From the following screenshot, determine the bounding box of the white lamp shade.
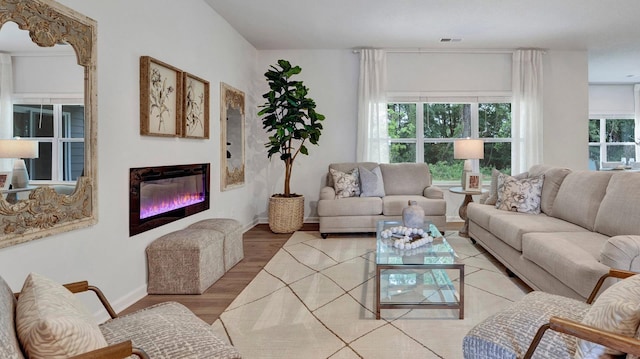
[454,139,484,160]
[0,139,39,159]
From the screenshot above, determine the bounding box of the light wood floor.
[121,222,463,324]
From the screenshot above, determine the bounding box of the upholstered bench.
[188,218,244,271]
[146,228,226,294]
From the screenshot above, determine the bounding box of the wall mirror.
[220,82,245,191]
[0,0,97,249]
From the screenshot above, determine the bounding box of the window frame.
[387,93,512,184]
[12,97,84,184]
[588,114,637,167]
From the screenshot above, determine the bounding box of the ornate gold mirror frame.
[220,82,245,191]
[0,0,97,248]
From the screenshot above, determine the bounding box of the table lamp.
[453,138,484,188]
[0,139,39,189]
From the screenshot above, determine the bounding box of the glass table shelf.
[375,220,464,319]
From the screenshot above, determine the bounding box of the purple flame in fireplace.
[139,175,205,219]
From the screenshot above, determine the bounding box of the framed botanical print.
[182,72,210,139]
[140,56,182,137]
[220,82,245,190]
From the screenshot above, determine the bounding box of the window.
[387,99,512,182]
[13,104,84,182]
[589,117,636,168]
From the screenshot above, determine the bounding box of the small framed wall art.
[0,171,12,191]
[465,172,482,192]
[140,56,183,137]
[182,72,210,139]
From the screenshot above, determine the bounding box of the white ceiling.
[205,0,640,84]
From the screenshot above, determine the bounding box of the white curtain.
[511,49,543,174]
[357,49,389,163]
[0,53,13,171]
[635,84,640,162]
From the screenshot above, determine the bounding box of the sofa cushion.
[0,276,24,359]
[330,167,360,198]
[467,202,519,230]
[382,195,445,216]
[496,173,544,214]
[594,172,640,237]
[551,171,613,231]
[489,213,587,251]
[359,165,385,197]
[521,232,610,298]
[16,273,108,359]
[379,163,431,195]
[100,301,241,358]
[575,274,640,358]
[317,196,382,217]
[528,165,571,216]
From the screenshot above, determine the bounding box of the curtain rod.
[352,48,516,54]
[352,48,546,55]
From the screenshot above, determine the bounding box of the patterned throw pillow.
[575,275,640,358]
[359,166,385,197]
[330,167,360,198]
[495,173,544,214]
[16,273,108,359]
[486,168,528,205]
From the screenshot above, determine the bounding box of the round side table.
[449,186,488,239]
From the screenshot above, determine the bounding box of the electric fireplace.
[129,163,210,236]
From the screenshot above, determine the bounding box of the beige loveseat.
[318,162,446,238]
[0,273,241,358]
[468,164,640,301]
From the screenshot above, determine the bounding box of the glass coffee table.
[375,220,464,319]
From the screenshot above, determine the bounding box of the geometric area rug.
[211,231,531,358]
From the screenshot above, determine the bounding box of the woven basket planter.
[268,195,304,234]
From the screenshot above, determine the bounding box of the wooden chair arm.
[69,340,149,359]
[586,268,637,304]
[524,316,640,358]
[15,280,118,319]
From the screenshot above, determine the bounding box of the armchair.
[18,281,149,359]
[4,274,240,359]
[463,269,640,358]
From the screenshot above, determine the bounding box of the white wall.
[0,0,258,314]
[254,50,359,220]
[542,50,589,170]
[387,52,512,93]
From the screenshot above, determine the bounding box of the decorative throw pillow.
[359,166,385,197]
[330,167,360,198]
[495,173,544,214]
[16,273,108,359]
[575,274,640,358]
[485,168,528,205]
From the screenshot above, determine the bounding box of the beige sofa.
[468,164,640,301]
[318,162,446,237]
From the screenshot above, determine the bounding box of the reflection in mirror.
[220,82,245,191]
[0,0,97,248]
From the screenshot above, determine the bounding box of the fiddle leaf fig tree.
[258,59,325,197]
